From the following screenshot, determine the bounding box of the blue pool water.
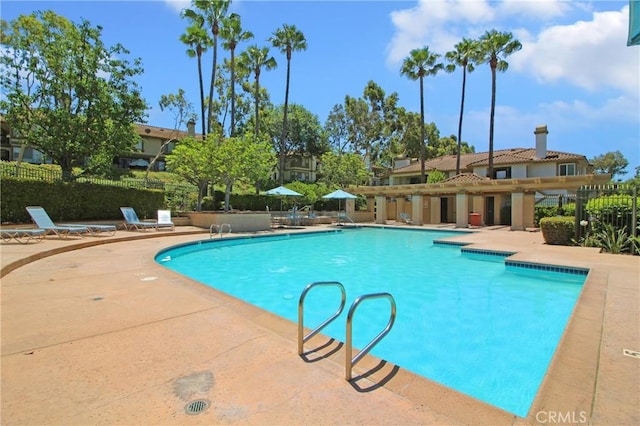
[156,228,586,417]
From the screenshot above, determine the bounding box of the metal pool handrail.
[345,292,396,380]
[298,281,346,355]
[209,223,232,238]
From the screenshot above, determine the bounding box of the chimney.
[187,118,195,137]
[534,125,548,159]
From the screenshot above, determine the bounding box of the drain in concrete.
[185,399,210,415]
[623,349,640,359]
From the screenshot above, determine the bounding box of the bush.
[534,202,575,227]
[585,194,635,234]
[0,177,164,223]
[540,216,575,245]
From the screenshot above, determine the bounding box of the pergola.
[346,174,611,230]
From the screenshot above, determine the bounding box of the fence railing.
[575,184,638,253]
[0,162,197,193]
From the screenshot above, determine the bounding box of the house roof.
[392,148,588,175]
[440,173,490,183]
[135,124,195,140]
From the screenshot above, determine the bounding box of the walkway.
[1,225,638,425]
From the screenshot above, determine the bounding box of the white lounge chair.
[157,210,175,231]
[25,206,90,238]
[399,212,413,224]
[120,207,158,231]
[1,228,46,244]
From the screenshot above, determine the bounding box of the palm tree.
[179,15,209,139]
[238,45,277,137]
[220,13,253,137]
[186,0,231,134]
[477,29,522,179]
[445,38,480,175]
[400,46,443,183]
[269,24,307,185]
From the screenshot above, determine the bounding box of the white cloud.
[386,0,495,64]
[386,0,570,65]
[163,0,190,14]
[497,0,571,21]
[512,6,639,97]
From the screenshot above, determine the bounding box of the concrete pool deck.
[1,224,638,425]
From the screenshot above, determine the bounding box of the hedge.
[540,216,575,245]
[0,177,164,224]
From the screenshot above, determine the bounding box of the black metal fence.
[575,184,638,253]
[1,163,194,189]
[0,163,198,209]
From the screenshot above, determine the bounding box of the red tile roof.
[440,173,490,183]
[392,148,587,174]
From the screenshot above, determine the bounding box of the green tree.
[590,151,629,180]
[270,24,307,185]
[445,38,481,175]
[179,12,209,138]
[477,29,522,179]
[211,132,275,212]
[238,45,277,137]
[220,13,253,137]
[262,104,328,163]
[184,0,231,134]
[400,46,444,183]
[427,169,446,183]
[0,11,147,179]
[428,134,475,159]
[324,81,403,169]
[318,152,370,188]
[400,114,441,160]
[145,89,196,179]
[165,136,215,211]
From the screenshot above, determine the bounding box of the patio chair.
[399,212,413,225]
[1,228,46,244]
[119,207,158,231]
[157,210,175,231]
[25,206,90,239]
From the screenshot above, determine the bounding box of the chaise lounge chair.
[1,228,46,244]
[120,207,159,231]
[25,206,90,239]
[157,210,175,231]
[399,212,413,225]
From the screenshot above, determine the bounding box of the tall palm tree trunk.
[488,62,497,178]
[456,67,467,175]
[208,35,218,134]
[254,73,261,137]
[279,57,291,185]
[197,51,206,139]
[419,75,426,183]
[230,47,236,136]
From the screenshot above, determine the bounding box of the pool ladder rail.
[209,223,232,238]
[297,281,396,381]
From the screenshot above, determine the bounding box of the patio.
[1,224,638,425]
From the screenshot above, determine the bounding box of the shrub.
[540,216,575,245]
[0,176,164,223]
[585,194,635,234]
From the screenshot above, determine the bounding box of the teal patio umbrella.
[322,189,358,224]
[264,185,302,213]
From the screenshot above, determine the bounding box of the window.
[559,163,576,176]
[494,167,511,179]
[287,156,310,168]
[290,171,309,181]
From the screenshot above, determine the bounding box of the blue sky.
[2,0,639,175]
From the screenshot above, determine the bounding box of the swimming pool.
[156,227,587,417]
